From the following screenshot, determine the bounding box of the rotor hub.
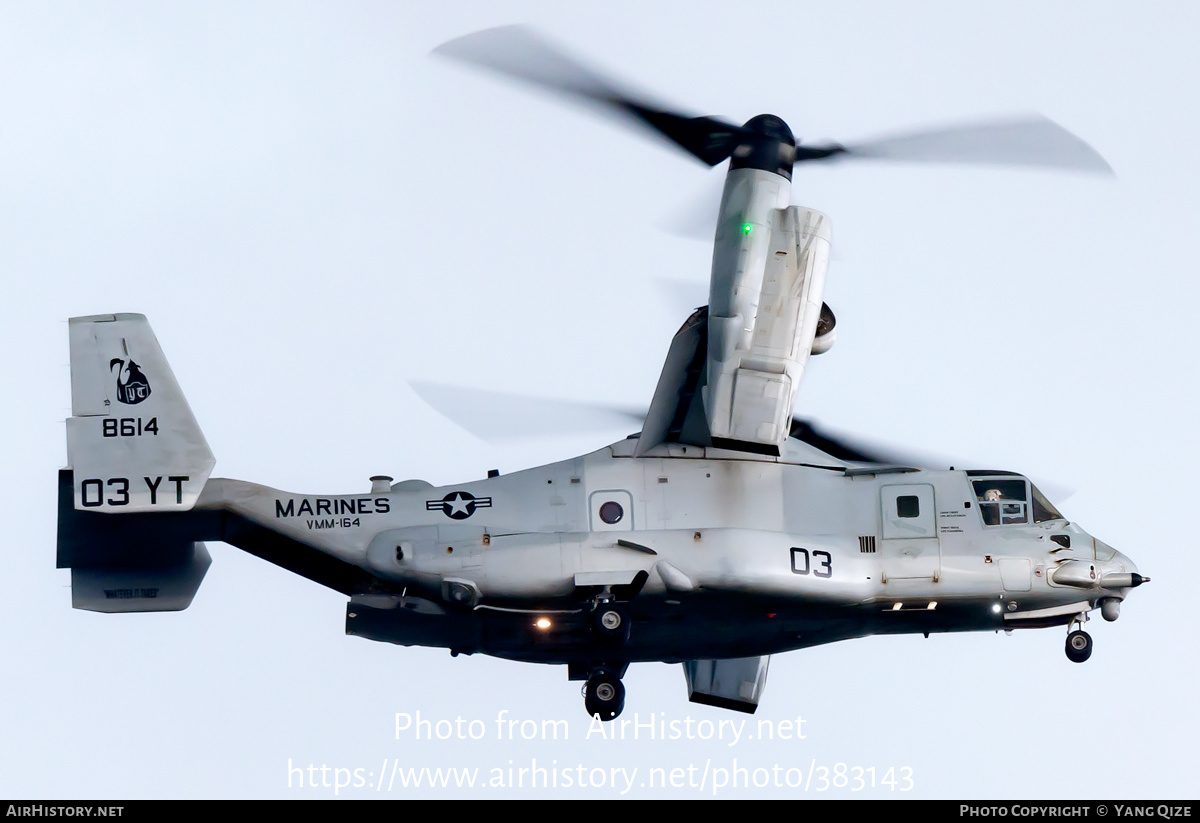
[730,114,797,180]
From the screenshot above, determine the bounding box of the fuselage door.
[879,483,941,582]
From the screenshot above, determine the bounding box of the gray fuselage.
[199,435,1138,665]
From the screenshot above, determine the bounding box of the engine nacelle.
[811,303,836,355]
[705,188,832,455]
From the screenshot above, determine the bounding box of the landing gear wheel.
[592,604,630,646]
[583,673,625,720]
[1065,630,1093,663]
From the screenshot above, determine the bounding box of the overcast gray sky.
[2,1,1197,798]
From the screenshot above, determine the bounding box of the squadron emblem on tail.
[109,358,151,405]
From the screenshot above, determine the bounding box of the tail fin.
[66,313,215,512]
[59,314,216,613]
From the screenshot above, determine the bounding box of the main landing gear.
[1065,613,1092,663]
[591,602,630,646]
[578,595,631,720]
[582,671,625,720]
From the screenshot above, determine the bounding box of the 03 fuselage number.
[79,475,190,507]
[790,547,832,578]
[102,417,158,437]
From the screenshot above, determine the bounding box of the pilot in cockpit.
[981,488,1003,525]
[975,481,1029,526]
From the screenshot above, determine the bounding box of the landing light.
[991,604,1002,614]
[535,618,552,630]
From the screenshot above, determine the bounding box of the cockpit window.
[1031,484,1065,523]
[972,479,1028,526]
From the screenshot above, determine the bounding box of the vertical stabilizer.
[66,314,215,512]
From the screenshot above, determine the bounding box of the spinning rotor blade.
[433,25,748,166]
[412,381,1075,503]
[437,28,1113,177]
[791,418,1074,503]
[807,115,1113,174]
[415,381,943,466]
[411,381,644,442]
[789,418,947,467]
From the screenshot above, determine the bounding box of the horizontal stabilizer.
[71,544,211,613]
[56,467,217,613]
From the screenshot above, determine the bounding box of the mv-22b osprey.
[57,27,1147,720]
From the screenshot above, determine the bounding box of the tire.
[1065,630,1092,663]
[583,673,625,720]
[592,604,630,646]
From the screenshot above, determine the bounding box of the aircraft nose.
[1102,546,1148,587]
[1114,550,1141,577]
[1096,548,1149,622]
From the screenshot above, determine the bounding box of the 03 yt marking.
[79,475,190,508]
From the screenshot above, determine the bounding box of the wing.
[635,307,710,456]
[636,300,836,458]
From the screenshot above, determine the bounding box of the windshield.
[969,474,1065,526]
[1031,484,1065,523]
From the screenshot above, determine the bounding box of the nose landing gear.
[1065,612,1093,663]
[1065,629,1093,662]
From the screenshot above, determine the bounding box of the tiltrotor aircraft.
[56,27,1147,720]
